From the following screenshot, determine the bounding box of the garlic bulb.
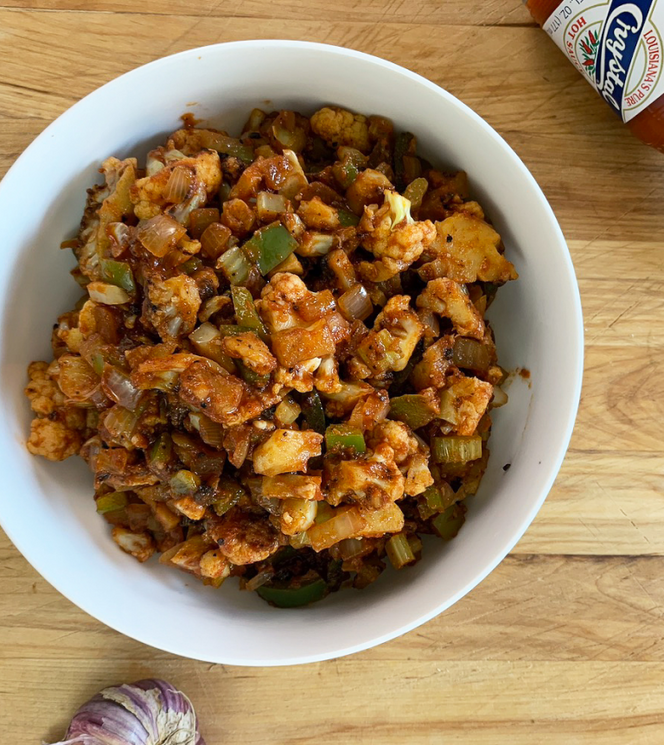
[48,678,205,745]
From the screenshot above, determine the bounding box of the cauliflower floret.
[26,418,82,461]
[358,192,436,282]
[297,197,341,231]
[346,169,393,215]
[348,390,390,431]
[324,442,405,509]
[131,149,221,221]
[179,360,277,426]
[205,507,279,565]
[403,452,434,496]
[25,361,64,416]
[145,275,201,341]
[367,420,419,464]
[257,272,336,334]
[220,332,277,376]
[314,355,343,394]
[253,429,323,477]
[417,278,485,340]
[411,335,455,390]
[221,198,256,237]
[350,296,422,380]
[439,376,493,436]
[322,380,375,418]
[273,358,321,394]
[112,527,155,563]
[76,157,137,279]
[418,213,518,285]
[310,106,371,153]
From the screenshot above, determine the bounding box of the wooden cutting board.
[1,1,663,742]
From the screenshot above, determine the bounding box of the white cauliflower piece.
[26,418,82,461]
[324,442,405,509]
[146,275,201,341]
[367,420,419,464]
[256,272,336,334]
[419,212,518,284]
[439,376,494,436]
[403,452,434,496]
[358,191,436,282]
[417,278,485,340]
[220,332,277,376]
[310,106,371,153]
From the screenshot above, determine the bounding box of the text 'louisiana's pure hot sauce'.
[526,0,664,150]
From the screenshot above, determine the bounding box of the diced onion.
[87,281,130,305]
[216,245,251,285]
[307,508,367,551]
[256,191,289,222]
[275,397,301,426]
[137,214,186,257]
[201,222,232,259]
[491,386,508,408]
[338,284,373,321]
[58,355,100,402]
[101,366,143,411]
[297,233,335,257]
[164,165,193,203]
[245,569,274,592]
[198,414,224,449]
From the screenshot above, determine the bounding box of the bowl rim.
[0,39,584,666]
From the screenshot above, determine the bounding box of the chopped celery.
[99,259,136,294]
[169,469,201,496]
[325,423,366,454]
[300,390,326,434]
[432,504,466,540]
[231,286,268,341]
[394,131,416,189]
[338,209,360,227]
[212,476,246,516]
[389,393,439,429]
[422,483,455,513]
[452,337,490,372]
[432,435,482,464]
[217,245,251,285]
[148,432,172,472]
[96,491,128,514]
[217,324,255,337]
[386,533,416,569]
[256,578,327,608]
[242,223,298,275]
[236,359,270,388]
[403,177,428,210]
[181,256,203,275]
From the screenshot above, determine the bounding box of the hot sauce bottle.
[526,0,664,150]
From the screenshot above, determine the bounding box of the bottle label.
[544,0,664,121]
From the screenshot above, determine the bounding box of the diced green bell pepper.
[242,223,298,275]
[325,423,366,454]
[389,393,439,429]
[338,209,360,227]
[96,491,128,514]
[257,578,328,608]
[300,390,326,435]
[231,286,268,341]
[99,259,136,294]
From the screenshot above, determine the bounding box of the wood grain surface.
[2,1,664,742]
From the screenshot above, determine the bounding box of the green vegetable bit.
[325,423,366,454]
[242,223,298,275]
[432,504,467,541]
[389,393,439,430]
[257,578,328,608]
[337,209,360,227]
[236,360,270,388]
[212,476,246,516]
[217,324,256,337]
[99,259,136,294]
[169,469,201,496]
[432,435,483,464]
[385,533,416,569]
[96,491,128,514]
[300,390,326,434]
[231,286,268,341]
[217,245,251,285]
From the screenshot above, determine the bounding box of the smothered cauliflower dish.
[25,107,517,606]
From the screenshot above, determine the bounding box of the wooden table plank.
[0,0,536,26]
[2,1,664,742]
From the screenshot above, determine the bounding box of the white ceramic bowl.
[0,40,583,665]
